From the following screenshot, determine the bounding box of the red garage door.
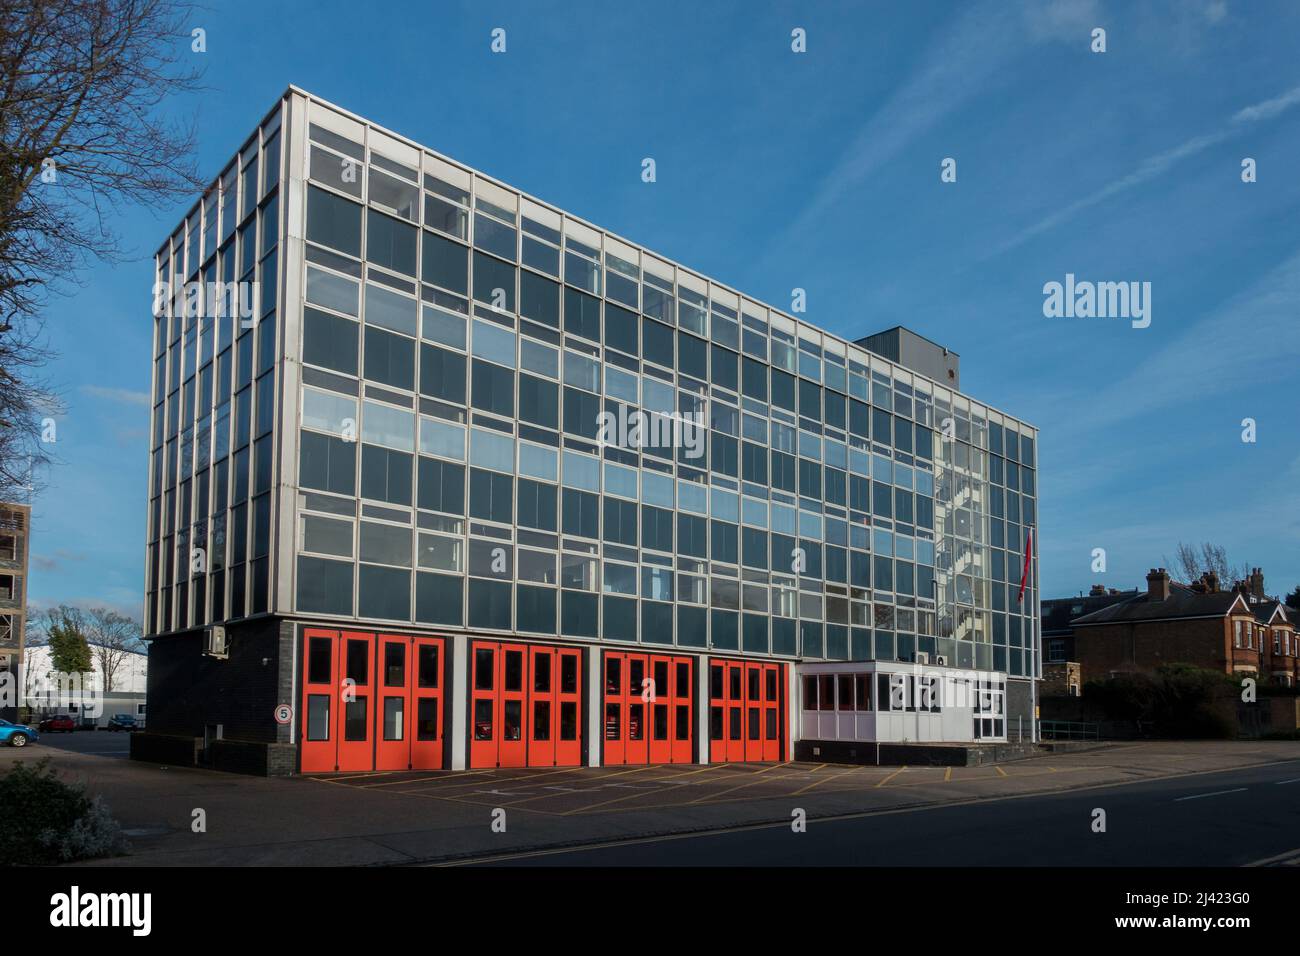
[470,640,583,769]
[300,628,445,773]
[604,652,694,766]
[709,658,784,763]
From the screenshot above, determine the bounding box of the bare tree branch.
[0,0,205,499]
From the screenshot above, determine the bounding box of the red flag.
[1017,529,1033,604]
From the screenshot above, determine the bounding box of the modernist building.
[0,502,30,722]
[138,88,1040,774]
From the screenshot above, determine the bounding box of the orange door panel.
[647,656,673,764]
[375,635,411,771]
[528,647,555,767]
[469,642,498,769]
[603,654,625,766]
[300,629,341,772]
[671,658,694,764]
[555,649,582,766]
[625,655,649,765]
[726,662,745,762]
[762,663,782,761]
[411,637,444,770]
[337,631,375,772]
[497,644,528,768]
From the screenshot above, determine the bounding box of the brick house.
[1069,568,1299,685]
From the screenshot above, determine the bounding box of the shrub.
[1083,664,1238,739]
[0,759,129,865]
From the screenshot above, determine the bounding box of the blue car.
[0,719,38,748]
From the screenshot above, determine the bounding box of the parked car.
[105,714,140,732]
[37,715,77,733]
[0,718,39,748]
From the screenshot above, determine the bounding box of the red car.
[37,715,77,733]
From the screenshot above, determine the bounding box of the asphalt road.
[29,728,136,757]
[468,758,1300,866]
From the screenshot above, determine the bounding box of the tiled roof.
[1072,583,1247,626]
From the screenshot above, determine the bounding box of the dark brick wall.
[211,739,298,775]
[1075,618,1238,680]
[144,616,297,747]
[130,732,203,765]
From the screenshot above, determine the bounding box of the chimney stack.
[1146,568,1171,602]
[1249,567,1265,599]
[1089,584,1106,597]
[1203,570,1219,594]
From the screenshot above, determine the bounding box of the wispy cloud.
[987,84,1300,257]
[772,0,1094,255]
[80,385,150,407]
[1031,245,1300,435]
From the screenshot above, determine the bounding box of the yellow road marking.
[875,766,907,788]
[790,767,857,796]
[995,766,1008,777]
[944,767,952,782]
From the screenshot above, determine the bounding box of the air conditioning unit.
[915,652,930,665]
[203,625,229,659]
[935,655,948,667]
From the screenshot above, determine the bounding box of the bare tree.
[84,606,142,691]
[1166,541,1251,587]
[0,0,205,499]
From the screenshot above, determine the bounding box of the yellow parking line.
[944,767,952,782]
[995,766,1008,777]
[791,767,856,796]
[362,769,493,788]
[875,766,907,788]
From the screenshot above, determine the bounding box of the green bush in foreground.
[0,759,129,865]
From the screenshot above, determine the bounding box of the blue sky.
[27,0,1300,617]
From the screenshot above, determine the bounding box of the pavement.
[3,733,1298,866]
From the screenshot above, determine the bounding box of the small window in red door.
[766,668,778,702]
[417,698,439,741]
[533,700,550,740]
[503,700,523,740]
[383,696,404,740]
[418,644,439,688]
[606,656,621,695]
[561,701,578,741]
[308,638,332,684]
[654,660,669,702]
[561,655,578,695]
[384,642,405,687]
[474,647,494,690]
[474,699,493,739]
[345,699,368,740]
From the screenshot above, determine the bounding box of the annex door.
[604,652,694,766]
[300,628,445,773]
[709,658,784,763]
[471,640,583,769]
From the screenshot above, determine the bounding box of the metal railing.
[1040,719,1101,741]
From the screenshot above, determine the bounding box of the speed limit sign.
[274,704,293,725]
